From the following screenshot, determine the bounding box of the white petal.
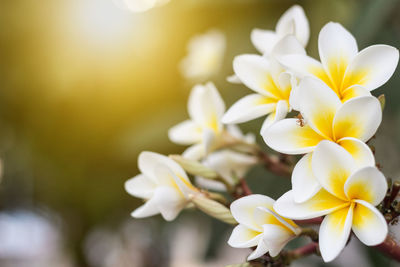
[344,166,387,206]
[248,238,268,261]
[131,197,160,218]
[188,82,225,129]
[278,54,327,81]
[337,137,375,168]
[262,118,324,155]
[276,5,309,47]
[319,205,354,262]
[260,100,289,132]
[344,45,399,91]
[228,224,262,248]
[125,174,156,199]
[226,124,256,144]
[312,141,355,200]
[227,74,242,84]
[168,120,201,145]
[222,94,276,124]
[333,96,382,142]
[262,224,294,257]
[203,128,217,154]
[233,55,284,99]
[292,153,321,203]
[230,194,275,231]
[182,144,205,161]
[154,164,197,198]
[318,22,358,79]
[138,151,189,183]
[153,187,186,221]
[271,35,306,57]
[274,190,348,220]
[204,150,257,183]
[352,200,388,246]
[250,29,278,54]
[195,176,226,192]
[296,77,341,140]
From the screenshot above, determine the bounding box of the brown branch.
[374,236,400,262]
[233,179,253,199]
[287,242,319,261]
[258,151,293,177]
[295,217,324,225]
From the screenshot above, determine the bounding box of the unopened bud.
[190,194,237,225]
[170,155,218,179]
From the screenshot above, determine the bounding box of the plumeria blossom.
[227,5,309,84]
[125,151,199,221]
[114,0,170,13]
[228,195,300,260]
[274,141,388,262]
[223,35,306,131]
[279,22,399,102]
[251,5,309,55]
[169,82,225,156]
[195,149,258,192]
[262,77,379,203]
[180,30,226,81]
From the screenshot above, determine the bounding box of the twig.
[257,151,293,177]
[295,217,324,225]
[374,236,400,262]
[287,242,319,261]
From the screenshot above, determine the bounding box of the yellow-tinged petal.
[312,141,355,200]
[352,200,388,246]
[338,137,375,168]
[296,77,341,140]
[292,153,321,203]
[333,96,382,142]
[319,204,354,262]
[340,85,371,102]
[262,118,325,155]
[228,224,262,248]
[274,189,349,220]
[343,45,399,91]
[344,166,387,205]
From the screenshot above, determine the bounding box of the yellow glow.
[353,203,376,229]
[289,124,326,148]
[328,204,353,234]
[306,189,348,212]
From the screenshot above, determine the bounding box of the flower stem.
[299,228,319,242]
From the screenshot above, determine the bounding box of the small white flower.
[274,141,388,262]
[279,22,399,102]
[262,77,379,202]
[223,36,305,131]
[251,5,309,55]
[125,151,198,221]
[114,0,170,13]
[195,149,258,192]
[169,82,227,156]
[228,195,300,260]
[180,30,226,81]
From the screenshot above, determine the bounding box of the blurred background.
[0,0,400,266]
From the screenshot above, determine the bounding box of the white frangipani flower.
[279,22,399,102]
[125,151,198,221]
[274,141,388,262]
[262,77,379,203]
[114,0,170,13]
[228,195,300,260]
[180,30,226,81]
[169,82,229,157]
[195,149,258,192]
[251,5,309,55]
[222,36,305,131]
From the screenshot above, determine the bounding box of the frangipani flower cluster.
[125,4,400,266]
